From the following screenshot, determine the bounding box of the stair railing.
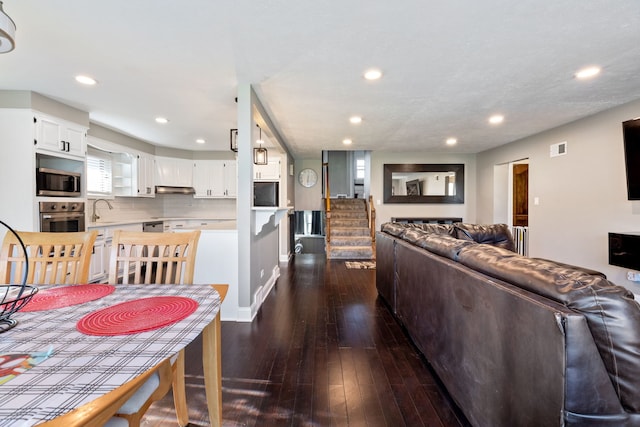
[368,195,376,243]
[323,162,331,244]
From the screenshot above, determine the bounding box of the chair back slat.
[108,230,200,285]
[0,231,98,285]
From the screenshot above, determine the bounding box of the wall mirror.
[383,163,465,203]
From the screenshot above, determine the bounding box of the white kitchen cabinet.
[136,153,155,197]
[89,223,142,283]
[155,156,193,187]
[34,112,87,159]
[89,228,108,282]
[193,160,223,198]
[88,138,155,198]
[224,160,237,197]
[111,152,135,197]
[90,240,106,282]
[193,160,236,198]
[164,220,187,231]
[0,108,87,231]
[254,157,281,181]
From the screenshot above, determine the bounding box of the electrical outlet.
[627,271,640,282]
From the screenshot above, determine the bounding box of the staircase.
[326,198,374,259]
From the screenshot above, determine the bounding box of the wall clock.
[298,168,318,188]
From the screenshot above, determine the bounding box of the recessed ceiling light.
[343,139,353,145]
[364,69,382,80]
[155,117,169,124]
[575,66,601,80]
[75,75,97,85]
[489,114,504,125]
[446,138,457,146]
[196,139,205,144]
[350,116,362,124]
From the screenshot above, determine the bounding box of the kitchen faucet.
[91,198,113,222]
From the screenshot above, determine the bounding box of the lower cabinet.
[90,235,108,282]
[89,223,142,283]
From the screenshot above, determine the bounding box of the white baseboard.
[279,252,292,263]
[234,265,281,323]
[236,307,253,322]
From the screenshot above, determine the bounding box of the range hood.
[154,185,196,195]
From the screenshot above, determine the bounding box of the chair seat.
[116,371,160,415]
[104,417,129,427]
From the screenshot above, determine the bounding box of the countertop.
[177,220,237,231]
[87,217,235,228]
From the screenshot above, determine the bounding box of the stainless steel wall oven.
[39,202,85,232]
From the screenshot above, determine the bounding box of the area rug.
[345,261,376,269]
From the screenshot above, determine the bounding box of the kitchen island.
[175,218,282,322]
[176,221,240,321]
[87,217,235,284]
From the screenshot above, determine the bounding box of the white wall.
[370,151,477,226]
[294,159,324,211]
[476,98,640,292]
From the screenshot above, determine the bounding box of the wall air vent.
[550,141,567,157]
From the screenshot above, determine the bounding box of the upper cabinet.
[155,156,193,187]
[193,160,236,198]
[225,161,237,197]
[254,157,281,181]
[136,153,155,197]
[88,137,155,198]
[34,113,87,159]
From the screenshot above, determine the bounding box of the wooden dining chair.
[108,230,201,427]
[0,230,98,285]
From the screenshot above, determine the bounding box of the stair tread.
[330,245,374,250]
[325,198,374,260]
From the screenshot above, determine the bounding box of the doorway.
[322,150,371,199]
[513,163,528,227]
[493,159,529,255]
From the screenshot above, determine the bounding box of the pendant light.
[0,1,16,54]
[253,125,268,165]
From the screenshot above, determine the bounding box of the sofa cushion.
[453,223,516,252]
[457,244,640,412]
[410,223,454,235]
[381,222,409,238]
[532,257,607,279]
[413,233,475,261]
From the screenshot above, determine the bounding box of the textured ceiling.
[1,1,639,158]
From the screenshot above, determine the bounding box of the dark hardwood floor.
[143,254,469,427]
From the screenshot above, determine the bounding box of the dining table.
[0,283,224,427]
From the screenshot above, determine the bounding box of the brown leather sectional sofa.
[376,222,640,427]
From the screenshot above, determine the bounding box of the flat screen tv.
[623,118,640,200]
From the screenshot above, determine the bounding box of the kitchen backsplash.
[89,195,236,222]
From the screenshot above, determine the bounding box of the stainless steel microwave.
[254,182,279,207]
[36,167,81,197]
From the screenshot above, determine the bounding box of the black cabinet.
[609,232,640,270]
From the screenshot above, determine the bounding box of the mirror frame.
[383,163,465,204]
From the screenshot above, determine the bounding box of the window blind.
[87,148,112,195]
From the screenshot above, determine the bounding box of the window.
[356,159,365,179]
[87,147,112,195]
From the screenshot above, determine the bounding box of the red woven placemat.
[21,284,115,312]
[76,296,199,336]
